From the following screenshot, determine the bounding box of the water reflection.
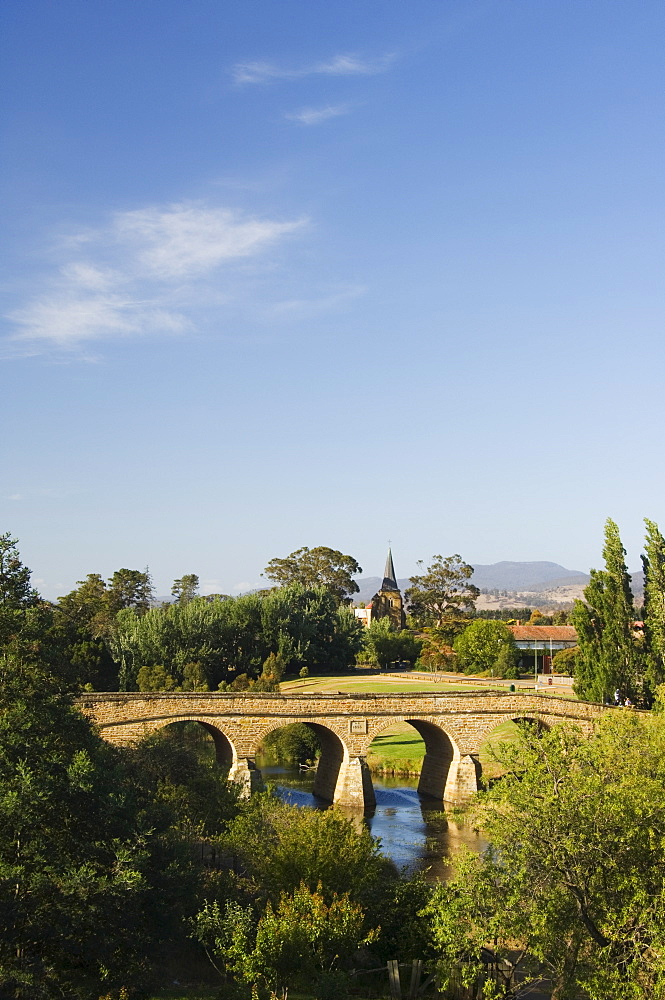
[256,758,486,879]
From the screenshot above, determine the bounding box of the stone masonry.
[78,691,612,810]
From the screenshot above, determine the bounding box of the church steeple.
[381,547,399,591]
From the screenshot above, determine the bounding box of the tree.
[642,518,665,695]
[405,554,479,627]
[57,573,109,632]
[193,883,377,999]
[262,723,320,765]
[111,585,363,690]
[552,645,579,675]
[107,567,154,615]
[55,574,119,687]
[0,533,39,610]
[171,574,199,604]
[425,713,665,999]
[251,882,376,997]
[0,651,198,997]
[263,546,362,605]
[224,795,394,906]
[572,519,643,704]
[361,618,423,669]
[453,619,518,676]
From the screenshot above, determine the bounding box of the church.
[353,548,406,630]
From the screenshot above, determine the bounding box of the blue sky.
[2,0,664,598]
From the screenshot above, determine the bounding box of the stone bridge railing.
[78,690,611,811]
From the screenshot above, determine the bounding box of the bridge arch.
[135,715,238,769]
[255,720,349,804]
[366,717,473,803]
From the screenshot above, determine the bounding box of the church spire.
[381,547,399,591]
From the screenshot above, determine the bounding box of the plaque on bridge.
[350,719,368,734]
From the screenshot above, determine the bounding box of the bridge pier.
[333,755,376,811]
[229,757,265,798]
[443,753,481,804]
[417,743,454,800]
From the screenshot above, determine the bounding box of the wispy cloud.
[0,486,81,501]
[284,104,351,126]
[232,52,395,86]
[268,284,367,318]
[6,202,305,355]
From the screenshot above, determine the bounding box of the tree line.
[0,536,369,692]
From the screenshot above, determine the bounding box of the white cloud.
[232,52,395,85]
[114,203,302,279]
[284,104,351,126]
[6,202,305,354]
[10,291,187,347]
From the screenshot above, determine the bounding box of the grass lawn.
[367,722,426,773]
[280,674,491,695]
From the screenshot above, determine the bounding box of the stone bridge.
[79,691,610,811]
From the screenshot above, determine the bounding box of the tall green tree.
[0,534,39,610]
[572,519,643,704]
[57,573,110,636]
[112,585,363,690]
[642,518,665,695]
[107,567,154,615]
[406,554,479,627]
[171,574,200,604]
[263,546,362,604]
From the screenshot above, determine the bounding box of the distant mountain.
[353,562,589,604]
[353,560,644,608]
[470,562,589,592]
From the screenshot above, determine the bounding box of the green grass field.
[366,722,426,773]
[280,673,493,695]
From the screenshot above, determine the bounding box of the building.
[354,548,406,630]
[509,624,578,674]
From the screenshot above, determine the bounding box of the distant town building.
[509,624,578,674]
[354,548,406,630]
[509,625,578,649]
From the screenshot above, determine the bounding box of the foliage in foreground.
[426,711,665,999]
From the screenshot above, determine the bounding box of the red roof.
[510,625,577,641]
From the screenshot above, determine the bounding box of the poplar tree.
[642,518,665,695]
[572,519,642,704]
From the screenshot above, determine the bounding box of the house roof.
[510,625,577,641]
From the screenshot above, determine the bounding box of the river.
[256,757,486,879]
